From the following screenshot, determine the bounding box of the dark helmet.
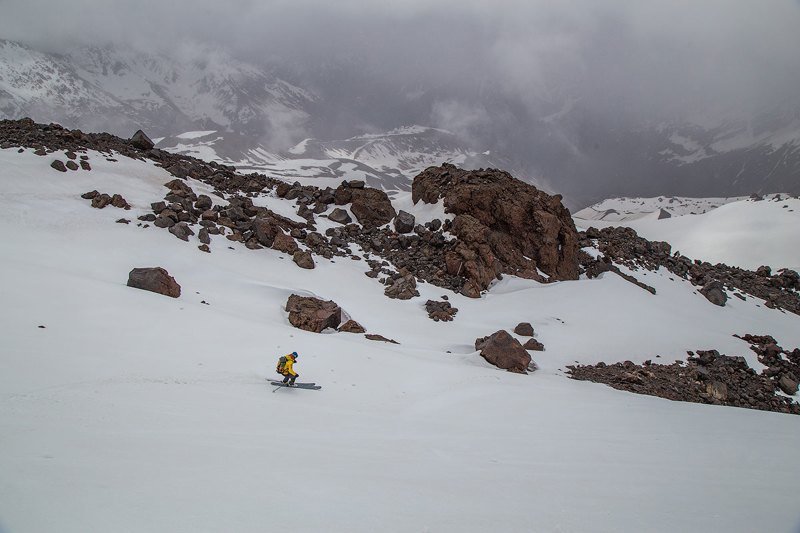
[291,351,298,358]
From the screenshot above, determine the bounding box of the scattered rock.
[65,160,79,171]
[522,338,545,351]
[328,208,352,225]
[425,299,458,322]
[127,267,181,298]
[514,322,534,336]
[168,222,195,241]
[81,190,99,200]
[339,319,366,333]
[50,159,67,172]
[384,273,420,300]
[365,334,399,344]
[91,193,112,209]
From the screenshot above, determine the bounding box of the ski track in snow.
[1,148,800,533]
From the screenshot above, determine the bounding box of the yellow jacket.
[283,355,298,376]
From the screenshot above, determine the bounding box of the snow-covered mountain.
[1,123,800,532]
[0,39,316,140]
[2,38,800,204]
[155,125,507,192]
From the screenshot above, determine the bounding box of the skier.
[277,351,300,386]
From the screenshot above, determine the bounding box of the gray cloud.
[4,0,799,123]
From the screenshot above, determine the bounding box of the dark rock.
[50,159,67,172]
[195,194,213,210]
[778,374,799,395]
[522,338,545,351]
[425,299,458,321]
[168,222,195,241]
[339,185,396,228]
[339,319,366,333]
[130,130,155,150]
[285,294,341,333]
[475,330,532,373]
[328,208,352,225]
[384,273,419,300]
[198,228,211,245]
[111,194,130,209]
[365,334,399,344]
[198,244,210,253]
[91,194,112,209]
[514,322,534,336]
[272,232,300,254]
[154,215,176,228]
[81,190,99,200]
[252,216,280,247]
[394,210,416,234]
[80,160,91,171]
[293,250,315,269]
[65,160,79,171]
[127,267,181,298]
[700,280,727,307]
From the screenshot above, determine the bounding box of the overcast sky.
[3,0,800,123]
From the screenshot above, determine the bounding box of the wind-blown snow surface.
[1,149,800,532]
[577,196,800,271]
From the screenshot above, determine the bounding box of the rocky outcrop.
[580,226,800,315]
[285,295,341,333]
[569,337,800,415]
[412,164,579,296]
[475,330,532,373]
[127,267,181,298]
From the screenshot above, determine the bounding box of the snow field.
[1,149,800,532]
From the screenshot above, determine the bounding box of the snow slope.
[1,149,800,532]
[578,196,800,271]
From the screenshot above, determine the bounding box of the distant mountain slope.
[576,195,800,271]
[155,126,508,192]
[0,39,316,139]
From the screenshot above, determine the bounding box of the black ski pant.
[282,374,298,384]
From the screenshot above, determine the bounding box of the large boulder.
[413,164,579,294]
[328,208,352,225]
[285,295,341,333]
[127,267,181,298]
[335,183,396,228]
[475,330,532,373]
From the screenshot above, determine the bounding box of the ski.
[269,381,321,390]
[266,378,315,386]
